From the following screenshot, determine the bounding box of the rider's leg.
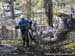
[25,31,30,47]
[26,38,30,47]
[23,39,25,45]
[21,33,25,45]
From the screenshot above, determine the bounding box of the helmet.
[20,15,25,19]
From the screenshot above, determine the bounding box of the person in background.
[32,21,37,30]
[67,15,73,31]
[29,21,38,45]
[63,4,68,12]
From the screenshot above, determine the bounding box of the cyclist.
[17,15,31,47]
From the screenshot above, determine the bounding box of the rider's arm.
[16,21,22,29]
[17,21,22,26]
[15,21,21,29]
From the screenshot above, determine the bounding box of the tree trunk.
[10,0,15,19]
[44,0,53,26]
[26,0,31,19]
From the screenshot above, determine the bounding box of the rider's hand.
[15,26,19,29]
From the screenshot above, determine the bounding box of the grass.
[1,39,23,45]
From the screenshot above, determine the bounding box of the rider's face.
[21,18,25,21]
